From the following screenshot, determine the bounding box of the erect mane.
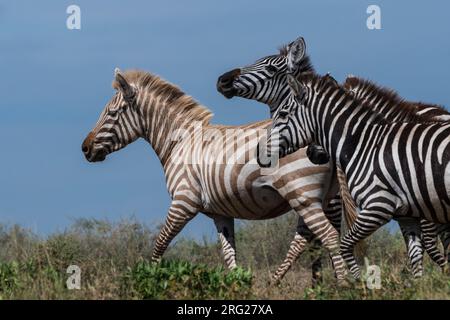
[343,76,449,121]
[299,73,388,124]
[344,76,403,105]
[113,70,213,125]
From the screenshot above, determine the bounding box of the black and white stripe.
[267,39,450,278]
[82,68,349,284]
[218,37,447,278]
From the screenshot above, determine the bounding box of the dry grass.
[0,215,449,299]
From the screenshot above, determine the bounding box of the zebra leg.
[340,209,392,279]
[440,227,450,264]
[272,229,308,284]
[151,201,198,263]
[272,215,314,284]
[273,199,342,285]
[289,200,347,282]
[397,218,424,278]
[213,216,237,269]
[420,219,447,270]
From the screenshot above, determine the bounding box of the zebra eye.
[108,109,119,117]
[279,110,289,118]
[266,65,278,74]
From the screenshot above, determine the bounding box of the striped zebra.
[217,37,447,277]
[81,68,348,283]
[217,40,342,282]
[343,76,450,267]
[264,39,450,279]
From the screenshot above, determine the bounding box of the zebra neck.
[269,90,291,117]
[310,86,383,170]
[140,97,210,169]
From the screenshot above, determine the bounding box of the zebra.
[81,68,348,283]
[216,36,447,277]
[263,38,450,279]
[343,76,450,266]
[217,38,342,282]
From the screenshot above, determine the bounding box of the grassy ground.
[0,214,449,299]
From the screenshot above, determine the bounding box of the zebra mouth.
[87,150,107,162]
[217,69,240,99]
[217,85,238,99]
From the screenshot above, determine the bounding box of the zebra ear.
[287,74,306,103]
[287,37,306,74]
[114,68,135,102]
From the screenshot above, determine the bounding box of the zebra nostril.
[217,69,240,89]
[81,140,91,154]
[218,76,231,87]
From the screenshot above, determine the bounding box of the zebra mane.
[343,76,448,122]
[299,73,389,124]
[113,70,213,125]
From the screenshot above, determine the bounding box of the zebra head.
[257,40,318,167]
[217,37,314,113]
[82,68,143,162]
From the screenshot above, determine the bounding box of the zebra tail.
[337,167,367,259]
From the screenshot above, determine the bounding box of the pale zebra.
[81,68,348,282]
[264,39,450,279]
[217,37,446,277]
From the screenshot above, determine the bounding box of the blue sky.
[1,1,449,239]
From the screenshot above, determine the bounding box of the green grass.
[0,216,448,299]
[126,260,252,299]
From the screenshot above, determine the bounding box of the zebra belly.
[350,123,450,223]
[200,163,290,220]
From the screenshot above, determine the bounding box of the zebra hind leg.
[340,209,392,279]
[213,216,237,269]
[291,202,347,283]
[438,225,450,267]
[420,219,447,272]
[272,231,308,284]
[273,215,322,286]
[398,218,424,278]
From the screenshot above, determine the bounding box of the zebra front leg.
[420,219,447,271]
[151,201,198,263]
[340,209,391,279]
[213,216,237,269]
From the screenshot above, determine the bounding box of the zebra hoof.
[443,264,450,275]
[151,257,162,265]
[270,275,282,286]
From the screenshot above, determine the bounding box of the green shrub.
[125,260,252,300]
[0,262,20,297]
